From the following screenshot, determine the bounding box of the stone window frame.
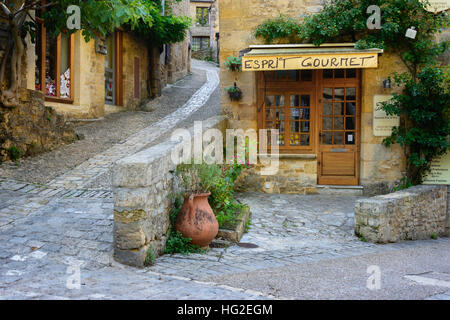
[196,7,210,26]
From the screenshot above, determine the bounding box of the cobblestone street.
[0,61,449,300]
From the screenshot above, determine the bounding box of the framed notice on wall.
[422,0,450,13]
[423,152,450,185]
[373,95,400,137]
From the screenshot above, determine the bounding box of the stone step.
[316,185,364,196]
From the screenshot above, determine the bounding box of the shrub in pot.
[224,56,242,72]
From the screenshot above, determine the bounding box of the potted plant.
[225,83,243,101]
[174,164,220,249]
[224,56,242,72]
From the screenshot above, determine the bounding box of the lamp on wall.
[383,78,391,89]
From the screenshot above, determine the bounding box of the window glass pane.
[345,117,355,130]
[323,88,333,101]
[346,88,356,101]
[334,117,344,130]
[301,95,310,106]
[301,122,310,133]
[334,102,344,115]
[275,95,284,106]
[346,102,356,115]
[323,69,333,79]
[45,33,57,97]
[322,117,332,130]
[334,88,345,101]
[322,132,332,144]
[301,135,310,146]
[201,37,210,49]
[291,108,299,120]
[346,69,356,78]
[60,33,70,98]
[301,70,312,81]
[192,37,201,51]
[335,69,345,78]
[334,132,344,145]
[323,102,332,115]
[291,122,300,133]
[290,95,299,107]
[300,108,310,120]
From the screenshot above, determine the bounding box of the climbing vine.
[254,0,450,185]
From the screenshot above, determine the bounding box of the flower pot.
[175,193,219,248]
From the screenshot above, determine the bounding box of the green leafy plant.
[359,234,367,242]
[176,163,221,197]
[254,14,301,44]
[224,56,242,72]
[431,233,438,240]
[7,146,23,161]
[382,67,450,185]
[225,84,243,101]
[392,177,414,192]
[144,247,156,266]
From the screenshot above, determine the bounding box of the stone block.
[355,185,448,243]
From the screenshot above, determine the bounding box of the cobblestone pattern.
[47,64,220,191]
[355,185,448,243]
[148,192,450,282]
[112,116,227,267]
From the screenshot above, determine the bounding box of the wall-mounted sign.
[95,37,108,55]
[373,95,400,137]
[422,0,450,13]
[242,52,379,71]
[423,152,450,185]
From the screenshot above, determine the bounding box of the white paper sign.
[373,95,400,137]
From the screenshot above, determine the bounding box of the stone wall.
[354,185,448,243]
[0,89,78,162]
[235,155,318,194]
[112,116,227,267]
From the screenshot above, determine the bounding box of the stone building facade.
[189,0,220,62]
[13,0,191,120]
[218,0,448,195]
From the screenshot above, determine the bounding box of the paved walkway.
[0,60,449,300]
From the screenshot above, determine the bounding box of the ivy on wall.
[254,0,450,186]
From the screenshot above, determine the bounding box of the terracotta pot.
[175,193,219,248]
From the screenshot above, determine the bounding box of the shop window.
[35,14,73,102]
[192,36,210,51]
[196,7,209,26]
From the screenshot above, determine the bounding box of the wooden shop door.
[317,69,361,186]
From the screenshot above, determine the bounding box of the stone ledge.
[355,185,448,243]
